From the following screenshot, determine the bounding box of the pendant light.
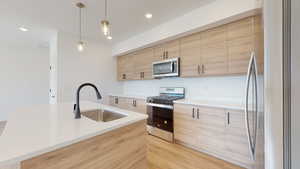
[101,0,110,36]
[76,2,85,52]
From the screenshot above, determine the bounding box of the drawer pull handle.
[227,112,230,125]
[192,108,195,118]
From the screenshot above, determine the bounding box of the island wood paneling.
[21,121,147,169]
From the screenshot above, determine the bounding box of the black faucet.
[74,83,102,119]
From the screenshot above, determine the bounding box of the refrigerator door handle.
[245,52,258,160]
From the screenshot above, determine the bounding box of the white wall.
[112,0,262,56]
[264,0,284,168]
[122,76,264,104]
[56,32,122,104]
[0,44,49,121]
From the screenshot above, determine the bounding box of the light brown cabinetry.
[109,96,147,114]
[227,15,264,74]
[126,98,147,114]
[154,40,180,61]
[134,48,155,80]
[117,15,263,81]
[165,40,180,59]
[173,104,199,146]
[174,103,255,169]
[117,53,136,81]
[224,109,253,167]
[200,25,228,76]
[180,33,202,77]
[174,104,226,155]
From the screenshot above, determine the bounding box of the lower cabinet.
[109,96,128,109]
[108,96,147,114]
[174,103,254,169]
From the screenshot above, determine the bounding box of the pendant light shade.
[77,41,84,52]
[101,20,110,36]
[101,0,111,38]
[76,2,85,52]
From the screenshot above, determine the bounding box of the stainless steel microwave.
[152,58,179,78]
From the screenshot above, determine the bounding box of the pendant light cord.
[79,6,82,41]
[105,0,108,19]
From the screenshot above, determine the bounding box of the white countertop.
[174,99,248,110]
[0,101,147,166]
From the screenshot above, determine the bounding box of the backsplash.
[122,75,264,104]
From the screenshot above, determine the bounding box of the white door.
[49,37,58,104]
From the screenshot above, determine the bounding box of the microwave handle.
[170,62,174,72]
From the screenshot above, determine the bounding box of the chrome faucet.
[74,83,102,119]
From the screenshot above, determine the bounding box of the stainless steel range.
[146,87,185,142]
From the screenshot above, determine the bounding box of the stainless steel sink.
[82,109,126,122]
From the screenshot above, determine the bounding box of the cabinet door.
[200,25,228,76]
[134,48,154,80]
[174,104,199,146]
[128,99,147,114]
[227,16,263,74]
[180,33,201,77]
[118,97,131,109]
[117,56,126,81]
[153,45,165,61]
[225,109,253,167]
[135,99,147,114]
[117,54,136,80]
[253,15,264,74]
[165,40,180,59]
[109,96,119,107]
[109,96,128,109]
[195,107,226,155]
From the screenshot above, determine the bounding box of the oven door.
[147,103,173,132]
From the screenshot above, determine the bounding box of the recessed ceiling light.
[19,27,29,32]
[107,36,112,40]
[145,13,153,19]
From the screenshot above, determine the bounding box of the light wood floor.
[147,135,245,169]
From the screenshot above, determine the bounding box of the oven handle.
[146,103,174,110]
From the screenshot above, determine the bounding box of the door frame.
[283,0,291,168]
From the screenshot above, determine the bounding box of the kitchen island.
[0,101,148,169]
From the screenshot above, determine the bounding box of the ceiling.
[0,0,216,46]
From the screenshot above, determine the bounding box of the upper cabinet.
[227,16,264,74]
[154,40,180,61]
[165,40,180,59]
[117,54,135,81]
[134,48,155,80]
[200,25,228,76]
[180,33,201,77]
[117,15,264,81]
